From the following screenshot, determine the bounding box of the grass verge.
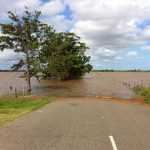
[133,85,150,103]
[0,96,54,127]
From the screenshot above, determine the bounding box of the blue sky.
[1,0,150,70]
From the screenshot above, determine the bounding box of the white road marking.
[109,136,118,150]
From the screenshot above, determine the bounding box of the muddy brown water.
[0,72,150,99]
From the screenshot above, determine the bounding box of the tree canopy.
[40,31,92,80]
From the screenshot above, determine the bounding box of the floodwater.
[0,72,150,99]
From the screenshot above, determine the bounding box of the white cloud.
[141,26,150,40]
[0,49,23,69]
[142,45,150,51]
[96,48,117,57]
[42,15,73,32]
[103,59,111,63]
[0,49,23,61]
[115,56,123,60]
[0,50,15,60]
[127,51,138,57]
[0,0,70,31]
[65,0,150,65]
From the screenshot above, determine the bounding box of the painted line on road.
[109,136,118,150]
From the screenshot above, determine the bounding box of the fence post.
[15,88,18,98]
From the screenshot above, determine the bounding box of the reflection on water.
[1,72,150,99]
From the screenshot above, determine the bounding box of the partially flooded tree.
[0,8,44,93]
[40,32,93,80]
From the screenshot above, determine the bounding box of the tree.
[0,8,44,93]
[40,32,93,80]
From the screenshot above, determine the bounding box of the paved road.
[0,97,150,150]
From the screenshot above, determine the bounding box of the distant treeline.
[1,69,150,72]
[92,69,150,72]
[0,70,24,72]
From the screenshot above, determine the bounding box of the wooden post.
[15,88,18,98]
[9,86,13,96]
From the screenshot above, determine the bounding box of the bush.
[132,85,150,103]
[132,85,144,95]
[40,32,93,80]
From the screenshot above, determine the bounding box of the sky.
[0,0,150,70]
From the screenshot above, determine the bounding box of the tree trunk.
[27,73,31,93]
[26,51,32,94]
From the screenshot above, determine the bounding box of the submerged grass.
[0,96,54,126]
[133,85,150,103]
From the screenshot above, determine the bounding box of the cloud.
[95,48,117,58]
[0,0,71,31]
[115,56,123,60]
[42,14,73,31]
[127,51,138,57]
[0,49,23,69]
[0,49,23,61]
[142,45,150,51]
[65,0,150,67]
[141,26,150,40]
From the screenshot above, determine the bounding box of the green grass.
[0,96,54,126]
[133,86,150,103]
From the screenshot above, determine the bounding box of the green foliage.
[133,86,150,103]
[132,85,144,95]
[40,32,92,80]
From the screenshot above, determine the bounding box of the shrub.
[132,85,150,103]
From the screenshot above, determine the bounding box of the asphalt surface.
[0,97,150,150]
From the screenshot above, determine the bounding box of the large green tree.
[40,31,93,80]
[0,8,45,93]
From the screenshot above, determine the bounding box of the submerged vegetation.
[40,30,92,80]
[133,86,150,103]
[0,8,92,93]
[0,96,54,126]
